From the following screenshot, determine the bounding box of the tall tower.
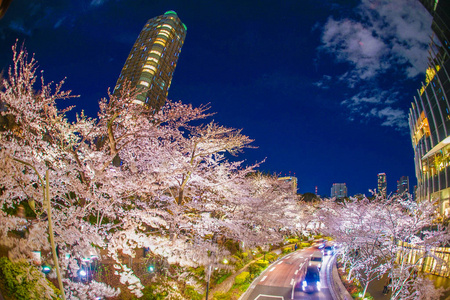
[114,11,187,111]
[377,173,387,197]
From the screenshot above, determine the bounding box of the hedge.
[235,272,250,285]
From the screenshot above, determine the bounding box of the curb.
[328,254,353,300]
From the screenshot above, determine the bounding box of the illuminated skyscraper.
[331,183,347,199]
[114,11,186,111]
[377,173,387,197]
[396,176,410,195]
[409,0,450,213]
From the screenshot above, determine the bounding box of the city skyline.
[0,0,432,195]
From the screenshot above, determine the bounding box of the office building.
[409,0,450,214]
[331,183,347,199]
[396,176,410,195]
[407,0,450,277]
[114,11,186,111]
[377,173,387,197]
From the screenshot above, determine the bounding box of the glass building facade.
[114,11,186,111]
[409,0,450,215]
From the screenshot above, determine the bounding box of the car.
[299,265,321,293]
[309,251,323,269]
[323,245,335,255]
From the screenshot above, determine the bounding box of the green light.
[164,10,177,16]
[148,265,155,272]
[42,264,51,274]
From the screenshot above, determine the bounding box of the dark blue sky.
[0,0,432,196]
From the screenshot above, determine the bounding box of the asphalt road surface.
[240,248,334,300]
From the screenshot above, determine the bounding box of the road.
[240,247,335,300]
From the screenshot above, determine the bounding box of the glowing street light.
[42,264,51,274]
[148,265,155,272]
[78,269,87,277]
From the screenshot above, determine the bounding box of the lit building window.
[139,81,149,87]
[150,49,162,56]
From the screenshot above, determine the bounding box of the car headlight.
[317,281,321,290]
[302,280,307,288]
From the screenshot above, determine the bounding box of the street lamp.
[78,269,87,277]
[205,264,212,300]
[42,264,51,274]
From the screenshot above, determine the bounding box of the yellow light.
[150,49,161,56]
[146,57,158,63]
[139,81,149,87]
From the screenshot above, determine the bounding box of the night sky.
[0,0,433,196]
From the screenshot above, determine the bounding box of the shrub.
[184,285,202,300]
[282,247,292,254]
[255,260,269,268]
[287,238,299,244]
[141,285,168,300]
[234,272,250,285]
[214,270,232,284]
[248,262,264,276]
[265,252,278,262]
[300,242,311,248]
[213,291,231,300]
[237,282,250,292]
[0,257,59,299]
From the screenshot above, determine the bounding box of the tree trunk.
[178,189,184,205]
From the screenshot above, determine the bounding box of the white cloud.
[313,75,332,89]
[321,18,388,80]
[317,0,432,129]
[370,107,408,128]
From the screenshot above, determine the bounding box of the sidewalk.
[366,273,450,300]
[366,276,391,300]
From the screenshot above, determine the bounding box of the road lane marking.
[294,270,298,275]
[269,267,276,272]
[277,261,283,265]
[255,295,284,299]
[260,275,268,282]
[290,278,294,285]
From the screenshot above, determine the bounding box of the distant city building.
[278,176,298,195]
[377,173,387,197]
[397,176,410,194]
[114,11,187,111]
[409,0,450,215]
[331,183,347,199]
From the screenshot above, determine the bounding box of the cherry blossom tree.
[319,193,450,299]
[0,44,301,298]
